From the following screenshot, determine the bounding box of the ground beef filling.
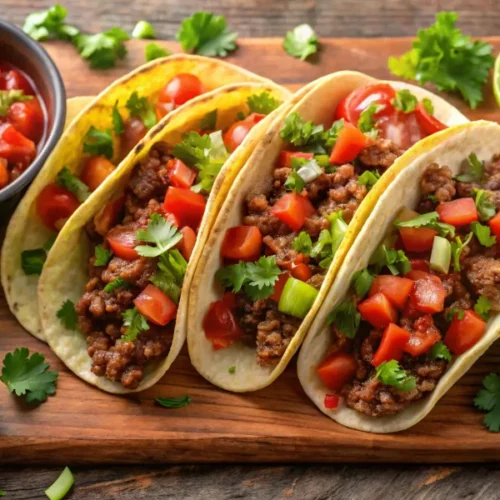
[238,138,401,366]
[76,144,180,389]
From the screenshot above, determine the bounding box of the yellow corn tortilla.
[298,120,500,433]
[2,55,277,341]
[38,82,293,394]
[187,70,469,393]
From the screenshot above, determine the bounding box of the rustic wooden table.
[2,1,500,498]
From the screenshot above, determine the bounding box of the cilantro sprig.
[358,103,384,138]
[392,89,418,113]
[247,92,281,115]
[122,307,149,342]
[375,360,416,391]
[126,91,157,129]
[369,244,411,276]
[145,42,172,62]
[23,4,79,41]
[327,300,360,339]
[293,232,313,255]
[456,153,484,183]
[471,222,496,248]
[395,211,455,239]
[56,167,90,202]
[56,300,78,331]
[21,236,56,276]
[150,250,187,304]
[430,341,452,362]
[474,189,496,222]
[450,232,473,272]
[104,277,129,293]
[351,268,375,298]
[475,296,491,321]
[474,373,500,432]
[136,213,183,258]
[283,24,319,61]
[83,127,114,159]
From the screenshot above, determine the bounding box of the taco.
[187,70,468,392]
[297,120,500,433]
[38,82,293,394]
[2,54,275,341]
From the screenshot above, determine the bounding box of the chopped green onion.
[330,213,348,256]
[45,467,74,500]
[297,159,322,183]
[430,236,451,274]
[132,20,156,39]
[278,277,318,319]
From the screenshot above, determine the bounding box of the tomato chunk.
[0,123,36,167]
[36,184,80,231]
[399,226,438,252]
[270,272,290,302]
[175,226,196,261]
[369,275,414,309]
[120,117,147,160]
[167,159,196,189]
[329,122,369,164]
[0,158,9,188]
[80,156,115,191]
[8,99,45,142]
[94,196,125,236]
[159,74,206,107]
[409,259,430,272]
[358,292,398,329]
[278,151,314,168]
[134,284,177,326]
[4,69,34,94]
[221,225,262,262]
[317,352,357,391]
[436,198,478,226]
[107,226,139,261]
[271,192,315,232]
[291,262,312,281]
[489,212,500,239]
[403,315,441,357]
[324,394,340,409]
[414,102,447,136]
[444,309,486,355]
[223,113,265,153]
[163,186,206,230]
[408,271,446,314]
[371,323,412,366]
[155,101,174,121]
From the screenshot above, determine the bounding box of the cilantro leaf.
[103,277,129,293]
[56,166,90,202]
[132,20,156,40]
[145,42,171,62]
[23,4,78,41]
[156,395,191,408]
[285,171,305,193]
[0,348,58,404]
[280,112,325,148]
[126,91,157,129]
[395,211,455,238]
[199,110,217,131]
[74,28,129,69]
[474,373,500,432]
[176,11,237,57]
[0,90,33,117]
[283,24,319,61]
[471,222,496,247]
[243,256,281,300]
[358,103,384,137]
[228,366,236,374]
[392,89,418,113]
[56,300,78,331]
[293,232,313,255]
[247,92,280,115]
[83,127,114,159]
[358,170,381,190]
[475,296,491,321]
[150,250,187,304]
[369,244,411,275]
[351,268,374,298]
[112,101,125,135]
[474,189,496,221]
[215,261,248,293]
[173,131,211,167]
[456,153,484,183]
[450,232,473,272]
[422,98,434,115]
[122,308,149,342]
[327,300,360,339]
[311,229,333,269]
[136,213,183,258]
[430,341,452,361]
[375,360,417,391]
[94,245,113,267]
[446,306,465,323]
[21,248,47,275]
[388,12,494,108]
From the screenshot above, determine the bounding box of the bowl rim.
[0,19,66,202]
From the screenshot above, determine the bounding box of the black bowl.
[0,19,66,212]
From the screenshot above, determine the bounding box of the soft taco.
[38,82,292,394]
[2,54,275,341]
[187,70,468,392]
[298,120,500,433]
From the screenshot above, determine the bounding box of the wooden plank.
[1,38,500,465]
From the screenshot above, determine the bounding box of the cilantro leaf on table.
[176,11,237,57]
[103,277,129,293]
[327,300,360,339]
[430,341,452,361]
[126,91,157,129]
[150,250,187,304]
[56,300,78,331]
[474,373,500,432]
[82,127,114,159]
[94,245,113,267]
[450,232,473,272]
[293,232,313,255]
[122,307,149,342]
[392,89,418,113]
[395,211,455,238]
[136,213,183,258]
[23,4,79,41]
[357,103,384,137]
[376,360,417,391]
[156,395,191,408]
[456,152,484,183]
[351,268,374,298]
[471,222,496,248]
[475,296,491,321]
[199,110,217,132]
[474,189,496,221]
[247,92,281,115]
[0,90,33,117]
[283,24,319,61]
[56,167,90,202]
[388,12,494,108]
[0,348,58,403]
[358,170,381,190]
[112,101,125,135]
[145,42,172,62]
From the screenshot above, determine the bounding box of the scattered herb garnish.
[471,222,496,248]
[327,300,360,339]
[112,101,125,135]
[357,170,381,189]
[82,127,114,159]
[156,395,191,408]
[474,189,496,221]
[430,341,452,361]
[126,91,157,129]
[145,42,171,62]
[351,268,375,298]
[475,296,491,321]
[456,152,484,183]
[199,110,217,131]
[369,244,411,275]
[284,171,305,193]
[446,306,465,323]
[228,366,236,374]
[395,211,455,238]
[450,232,473,272]
[94,245,113,267]
[375,360,416,391]
[392,89,418,113]
[21,248,47,276]
[422,98,434,115]
[293,232,313,255]
[283,24,319,61]
[122,307,149,342]
[56,300,78,331]
[357,103,384,137]
[23,4,78,41]
[132,20,156,39]
[150,250,187,304]
[103,277,129,293]
[247,92,281,115]
[56,167,90,202]
[474,373,500,432]
[135,213,183,258]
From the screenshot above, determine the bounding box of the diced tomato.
[0,158,9,188]
[414,102,447,136]
[404,314,441,357]
[358,292,398,329]
[403,300,422,320]
[376,110,424,150]
[409,259,430,272]
[0,123,36,167]
[276,253,307,271]
[36,184,80,231]
[329,122,369,164]
[155,101,174,121]
[221,225,262,262]
[278,151,314,168]
[444,309,487,355]
[120,117,147,160]
[167,158,196,189]
[271,192,315,232]
[407,271,446,314]
[371,323,412,366]
[80,156,115,191]
[270,272,290,302]
[163,186,206,230]
[3,69,34,95]
[134,284,177,326]
[8,98,44,142]
[94,196,125,236]
[177,226,197,261]
[107,225,139,260]
[489,212,500,239]
[223,113,265,153]
[369,275,414,309]
[436,198,478,226]
[291,263,312,281]
[203,294,244,350]
[324,394,340,409]
[317,352,357,391]
[399,226,438,252]
[405,270,437,281]
[159,74,206,107]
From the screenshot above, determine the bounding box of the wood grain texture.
[2,38,500,467]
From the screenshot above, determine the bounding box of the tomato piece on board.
[414,102,447,136]
[8,98,45,143]
[159,74,206,107]
[119,117,147,160]
[94,196,125,236]
[4,69,34,94]
[291,262,312,281]
[409,259,430,272]
[270,272,291,302]
[271,192,315,232]
[444,309,487,355]
[407,271,446,314]
[223,113,265,153]
[403,314,441,357]
[167,158,196,189]
[36,184,80,231]
[278,151,314,168]
[376,111,424,150]
[134,284,177,326]
[163,186,206,230]
[329,122,369,164]
[80,156,115,192]
[106,225,139,261]
[176,226,197,261]
[436,198,478,226]
[489,212,500,239]
[324,394,340,409]
[399,226,438,252]
[317,352,357,391]
[369,275,414,309]
[371,323,412,367]
[0,158,9,188]
[221,225,263,262]
[0,123,36,166]
[358,292,398,329]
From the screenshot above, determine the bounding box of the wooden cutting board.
[2,38,500,465]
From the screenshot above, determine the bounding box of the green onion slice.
[278,277,318,319]
[45,467,74,500]
[430,235,451,274]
